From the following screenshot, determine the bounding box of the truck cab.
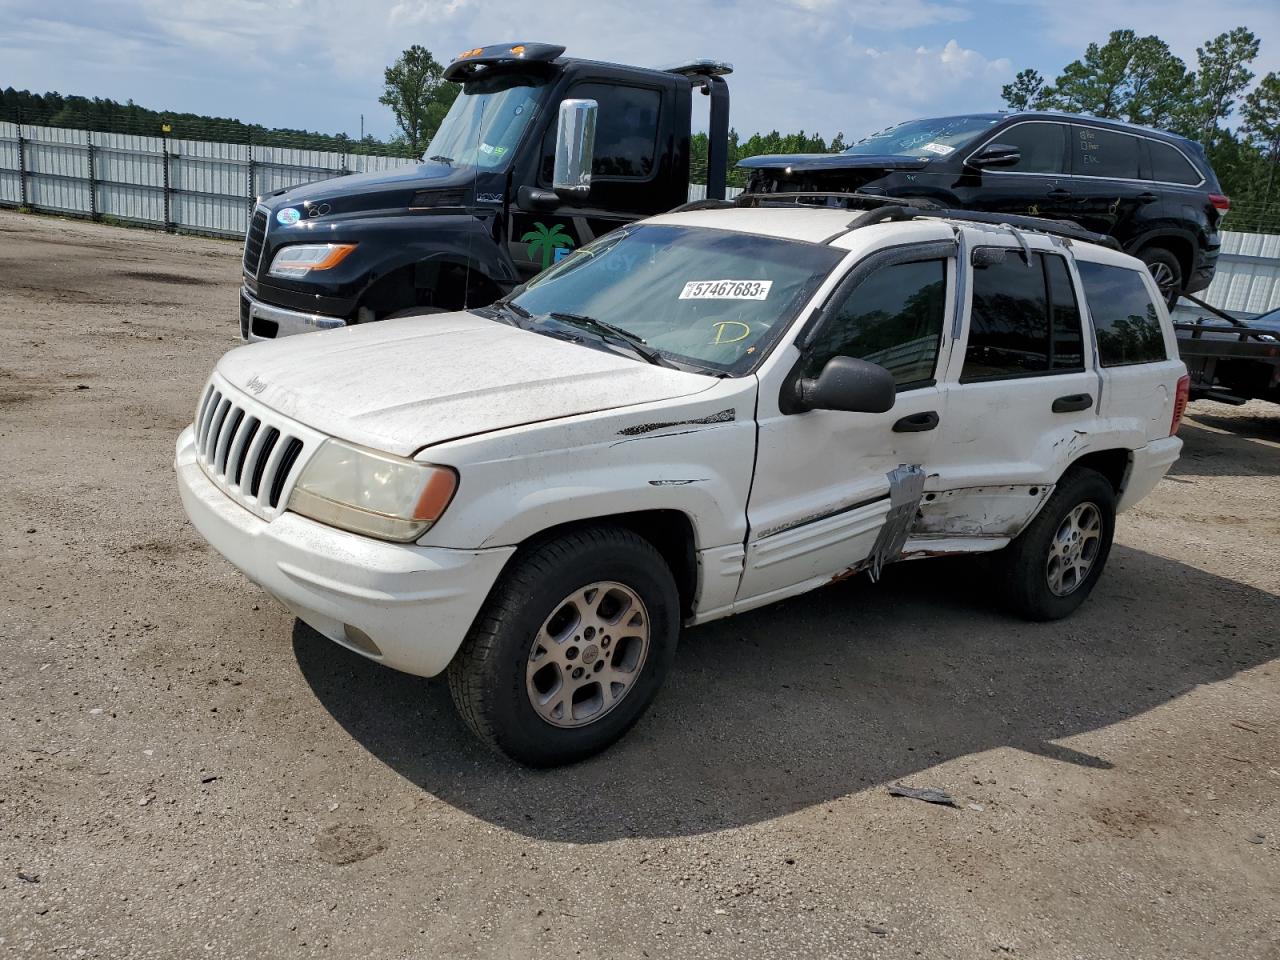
[239,42,730,340]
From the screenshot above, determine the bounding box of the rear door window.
[1077,261,1168,365]
[1072,126,1141,179]
[990,122,1068,174]
[1148,141,1202,185]
[804,259,947,389]
[962,251,1085,380]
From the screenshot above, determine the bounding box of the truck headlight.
[268,243,357,279]
[287,439,458,542]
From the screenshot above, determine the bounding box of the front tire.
[1139,247,1183,310]
[447,527,680,766]
[994,467,1116,621]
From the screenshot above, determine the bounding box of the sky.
[2,0,1279,145]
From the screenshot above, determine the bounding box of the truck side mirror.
[553,99,597,200]
[795,356,896,414]
[966,142,1021,169]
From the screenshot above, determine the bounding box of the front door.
[508,79,672,277]
[959,120,1074,220]
[737,247,955,604]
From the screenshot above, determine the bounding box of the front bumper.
[175,426,515,676]
[240,286,348,342]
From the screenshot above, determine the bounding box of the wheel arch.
[509,510,699,620]
[1129,232,1196,288]
[1064,447,1132,495]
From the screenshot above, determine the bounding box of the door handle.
[1136,191,1159,204]
[893,410,940,432]
[1052,393,1093,413]
[1046,188,1072,200]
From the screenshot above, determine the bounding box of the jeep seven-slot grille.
[194,384,304,511]
[243,208,268,274]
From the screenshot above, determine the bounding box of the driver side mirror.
[966,142,1021,169]
[794,356,896,414]
[553,99,597,200]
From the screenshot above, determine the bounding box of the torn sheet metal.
[866,464,925,581]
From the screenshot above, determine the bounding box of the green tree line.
[0,87,419,157]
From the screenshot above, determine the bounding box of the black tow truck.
[239,41,731,340]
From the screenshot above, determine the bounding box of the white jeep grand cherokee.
[176,206,1188,765]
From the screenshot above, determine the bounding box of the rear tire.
[447,527,680,766]
[1139,247,1182,310]
[994,468,1116,621]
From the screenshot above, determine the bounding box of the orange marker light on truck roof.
[510,45,526,55]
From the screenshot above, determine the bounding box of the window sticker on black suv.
[962,251,1085,381]
[1074,126,1141,179]
[1077,261,1168,365]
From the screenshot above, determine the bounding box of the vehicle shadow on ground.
[1171,421,1280,478]
[293,544,1278,842]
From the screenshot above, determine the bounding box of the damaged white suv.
[176,204,1188,765]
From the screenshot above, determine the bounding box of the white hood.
[216,312,716,456]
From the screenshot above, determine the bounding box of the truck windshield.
[843,115,1002,159]
[423,73,546,170]
[506,224,844,375]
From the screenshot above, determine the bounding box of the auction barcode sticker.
[679,280,773,301]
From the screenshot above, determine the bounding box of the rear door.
[926,237,1097,539]
[1076,257,1184,440]
[737,243,955,603]
[1068,124,1151,237]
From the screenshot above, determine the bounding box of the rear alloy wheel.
[447,527,679,766]
[1139,247,1183,310]
[995,467,1116,621]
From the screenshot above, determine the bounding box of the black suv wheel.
[1139,247,1183,309]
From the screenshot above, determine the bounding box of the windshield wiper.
[480,298,535,329]
[546,312,676,368]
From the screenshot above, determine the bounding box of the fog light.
[343,624,383,657]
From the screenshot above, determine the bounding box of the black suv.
[738,112,1230,307]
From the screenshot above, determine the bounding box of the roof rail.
[731,191,1121,249]
[664,59,734,78]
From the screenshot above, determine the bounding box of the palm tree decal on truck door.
[522,222,574,270]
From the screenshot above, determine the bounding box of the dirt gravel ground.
[1,209,1277,960]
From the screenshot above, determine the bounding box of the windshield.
[843,115,1002,159]
[505,224,844,374]
[422,73,546,169]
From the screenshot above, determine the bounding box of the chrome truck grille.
[243,207,268,275]
[193,378,309,520]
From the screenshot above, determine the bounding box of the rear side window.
[805,259,947,388]
[962,251,1085,380]
[1077,261,1168,365]
[992,122,1068,174]
[1073,126,1141,179]
[1148,141,1202,185]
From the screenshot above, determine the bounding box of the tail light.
[1171,374,1190,435]
[1209,194,1231,214]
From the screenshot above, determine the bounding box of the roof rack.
[729,191,1121,249]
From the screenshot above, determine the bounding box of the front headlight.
[287,439,458,542]
[268,243,357,279]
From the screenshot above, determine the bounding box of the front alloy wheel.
[447,526,679,766]
[526,582,650,727]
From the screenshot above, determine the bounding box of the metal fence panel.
[1,122,1277,316]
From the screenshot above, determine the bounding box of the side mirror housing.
[795,356,896,414]
[552,99,597,200]
[966,142,1021,169]
[517,185,559,212]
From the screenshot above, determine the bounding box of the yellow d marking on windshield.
[712,321,751,344]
